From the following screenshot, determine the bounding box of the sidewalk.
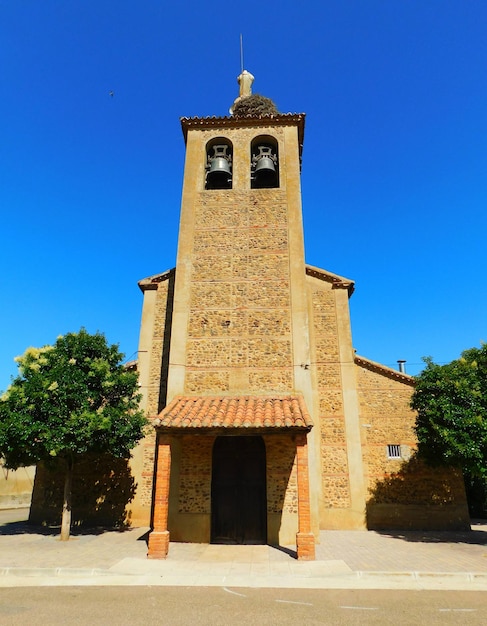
[1,508,487,590]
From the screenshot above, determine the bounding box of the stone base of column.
[147,530,170,559]
[296,531,315,561]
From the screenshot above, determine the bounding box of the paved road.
[0,587,486,625]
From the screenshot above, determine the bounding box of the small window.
[205,138,232,190]
[251,135,279,189]
[387,444,401,459]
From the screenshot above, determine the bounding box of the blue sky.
[1,1,486,389]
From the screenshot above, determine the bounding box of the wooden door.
[211,436,267,544]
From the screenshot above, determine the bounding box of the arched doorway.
[211,436,267,544]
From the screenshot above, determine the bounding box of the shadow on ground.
[271,544,297,559]
[0,517,135,538]
[374,520,487,546]
[0,508,151,544]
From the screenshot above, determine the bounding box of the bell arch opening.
[251,135,279,189]
[205,137,233,190]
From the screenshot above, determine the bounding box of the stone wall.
[356,361,416,489]
[356,360,470,530]
[166,433,299,545]
[171,434,298,518]
[167,123,308,542]
[177,435,213,514]
[147,272,174,415]
[141,121,310,542]
[308,272,470,531]
[0,466,35,509]
[309,278,351,510]
[264,434,299,545]
[264,435,298,516]
[185,186,294,395]
[30,454,137,527]
[129,270,174,522]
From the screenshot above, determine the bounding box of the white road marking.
[439,608,476,612]
[340,606,379,611]
[275,600,313,606]
[222,587,247,597]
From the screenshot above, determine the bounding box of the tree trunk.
[60,456,73,541]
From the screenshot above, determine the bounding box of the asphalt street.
[0,586,486,626]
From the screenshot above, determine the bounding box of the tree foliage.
[411,344,487,479]
[0,329,147,538]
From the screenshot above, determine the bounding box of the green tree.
[0,329,147,540]
[411,344,487,482]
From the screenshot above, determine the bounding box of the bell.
[254,155,277,187]
[206,157,232,188]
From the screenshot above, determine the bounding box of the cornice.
[305,264,355,296]
[180,113,306,154]
[138,268,175,292]
[354,354,415,385]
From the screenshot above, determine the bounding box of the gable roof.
[154,395,313,432]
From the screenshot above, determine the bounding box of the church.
[24,73,470,556]
[121,72,470,560]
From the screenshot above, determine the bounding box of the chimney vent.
[397,360,406,374]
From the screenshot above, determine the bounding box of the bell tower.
[166,76,314,414]
[143,73,319,560]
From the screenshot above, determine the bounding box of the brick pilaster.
[295,432,316,560]
[148,434,171,559]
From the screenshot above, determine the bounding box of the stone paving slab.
[1,508,487,590]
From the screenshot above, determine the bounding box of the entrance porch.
[147,395,315,560]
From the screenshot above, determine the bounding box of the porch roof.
[154,395,313,431]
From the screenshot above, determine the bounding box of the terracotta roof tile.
[155,395,313,430]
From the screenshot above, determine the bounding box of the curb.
[2,567,487,590]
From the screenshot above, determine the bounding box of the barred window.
[387,444,401,459]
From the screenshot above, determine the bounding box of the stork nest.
[232,94,279,117]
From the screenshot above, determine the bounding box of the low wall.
[0,466,35,509]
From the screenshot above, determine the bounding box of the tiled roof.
[154,395,313,430]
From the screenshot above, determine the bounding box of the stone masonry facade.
[22,102,471,539]
[306,269,469,530]
[308,276,351,510]
[135,111,470,543]
[186,186,294,394]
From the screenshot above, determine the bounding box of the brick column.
[147,434,171,559]
[295,432,315,560]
